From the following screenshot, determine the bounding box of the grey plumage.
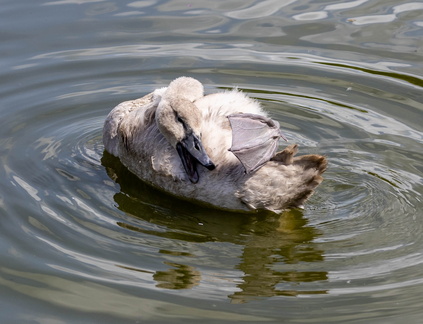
[103,77,327,213]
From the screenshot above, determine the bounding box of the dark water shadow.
[101,151,328,302]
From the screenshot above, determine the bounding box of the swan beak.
[176,133,215,184]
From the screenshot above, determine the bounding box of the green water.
[1,0,422,323]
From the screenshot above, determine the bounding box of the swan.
[103,76,327,213]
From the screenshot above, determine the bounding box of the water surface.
[1,0,422,323]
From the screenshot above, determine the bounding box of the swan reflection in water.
[102,152,327,303]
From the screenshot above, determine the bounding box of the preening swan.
[103,77,327,213]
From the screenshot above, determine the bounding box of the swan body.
[103,77,327,213]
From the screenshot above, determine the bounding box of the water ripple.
[1,20,422,322]
[1,0,423,321]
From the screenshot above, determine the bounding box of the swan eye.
[177,116,189,132]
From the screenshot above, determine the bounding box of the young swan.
[103,76,327,213]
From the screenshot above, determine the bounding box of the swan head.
[156,77,215,183]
